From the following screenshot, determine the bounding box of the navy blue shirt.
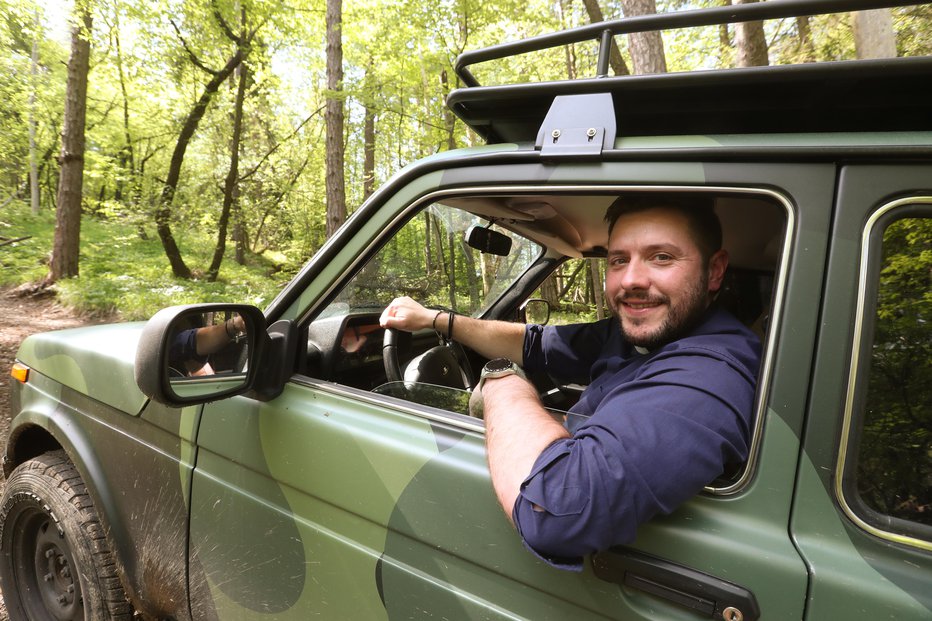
[516,306,760,570]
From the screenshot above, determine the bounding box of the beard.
[613,274,710,350]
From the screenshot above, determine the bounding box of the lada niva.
[2,1,930,619]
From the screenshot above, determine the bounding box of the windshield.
[325,201,542,319]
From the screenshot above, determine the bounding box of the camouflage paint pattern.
[9,324,201,619]
[5,134,931,619]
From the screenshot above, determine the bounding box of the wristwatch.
[477,357,526,392]
[480,357,520,381]
[470,358,524,419]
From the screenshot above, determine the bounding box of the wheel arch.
[3,414,144,612]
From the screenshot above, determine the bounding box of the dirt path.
[0,287,108,441]
[0,286,112,620]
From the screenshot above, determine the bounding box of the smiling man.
[380,194,761,570]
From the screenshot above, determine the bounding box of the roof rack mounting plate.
[536,93,617,159]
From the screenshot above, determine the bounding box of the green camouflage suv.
[3,1,931,619]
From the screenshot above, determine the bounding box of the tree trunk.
[796,16,815,62]
[48,5,92,283]
[424,212,433,276]
[324,0,346,238]
[621,0,666,74]
[458,238,480,309]
[155,48,244,279]
[447,230,456,309]
[28,10,40,215]
[734,0,769,67]
[539,272,559,307]
[853,9,897,59]
[207,51,248,281]
[363,93,376,201]
[557,260,588,300]
[589,259,605,320]
[581,0,630,75]
[440,69,456,151]
[233,202,246,265]
[114,25,134,203]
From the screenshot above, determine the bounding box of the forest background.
[0,0,930,320]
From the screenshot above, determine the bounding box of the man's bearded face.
[605,208,725,349]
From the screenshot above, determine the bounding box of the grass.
[0,200,289,320]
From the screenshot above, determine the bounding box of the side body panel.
[9,325,199,619]
[794,164,932,619]
[185,158,833,619]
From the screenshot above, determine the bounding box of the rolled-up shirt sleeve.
[512,347,756,571]
[169,328,206,367]
[524,320,613,384]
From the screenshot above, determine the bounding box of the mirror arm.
[250,319,298,401]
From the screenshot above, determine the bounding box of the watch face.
[484,357,514,373]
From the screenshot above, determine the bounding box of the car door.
[793,164,932,620]
[185,158,831,620]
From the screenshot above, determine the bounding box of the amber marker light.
[11,362,29,384]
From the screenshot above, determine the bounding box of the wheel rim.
[12,507,84,621]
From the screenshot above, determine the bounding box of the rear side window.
[843,202,932,547]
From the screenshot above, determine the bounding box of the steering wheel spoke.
[383,328,473,389]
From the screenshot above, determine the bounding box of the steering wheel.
[382,327,474,389]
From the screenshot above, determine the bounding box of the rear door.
[793,164,932,620]
[186,158,830,620]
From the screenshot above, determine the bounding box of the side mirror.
[520,298,551,325]
[135,304,293,406]
[464,225,512,256]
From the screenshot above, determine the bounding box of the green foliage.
[0,0,931,318]
[895,4,932,55]
[0,198,55,282]
[858,216,932,525]
[0,0,66,200]
[0,200,284,319]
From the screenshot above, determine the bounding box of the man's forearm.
[437,313,526,364]
[483,375,570,523]
[195,323,229,356]
[380,296,526,363]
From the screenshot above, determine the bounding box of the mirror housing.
[135,304,294,406]
[464,225,512,256]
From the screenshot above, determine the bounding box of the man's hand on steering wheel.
[379,296,436,333]
[380,297,473,389]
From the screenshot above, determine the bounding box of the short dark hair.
[604,193,722,262]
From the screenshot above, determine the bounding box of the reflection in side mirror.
[520,298,551,325]
[464,225,512,256]
[167,310,252,400]
[136,303,267,406]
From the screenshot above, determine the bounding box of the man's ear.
[707,249,729,293]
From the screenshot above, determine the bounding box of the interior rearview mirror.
[464,225,512,256]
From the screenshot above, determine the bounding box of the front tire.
[0,450,132,621]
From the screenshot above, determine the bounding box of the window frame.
[295,183,794,496]
[836,196,932,552]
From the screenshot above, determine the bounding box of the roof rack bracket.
[536,93,616,159]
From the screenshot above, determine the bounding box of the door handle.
[592,547,760,621]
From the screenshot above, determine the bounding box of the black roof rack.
[448,0,932,144]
